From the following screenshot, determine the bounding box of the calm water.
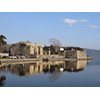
[0,59,100,87]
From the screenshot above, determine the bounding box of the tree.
[2,44,11,53]
[25,40,32,43]
[19,42,26,55]
[0,35,7,52]
[48,38,62,52]
[0,35,7,46]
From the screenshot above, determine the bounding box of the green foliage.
[65,46,84,51]
[11,43,16,48]
[0,35,7,52]
[0,35,6,40]
[50,45,55,51]
[20,42,26,47]
[0,58,10,59]
[43,46,50,51]
[51,52,55,54]
[55,52,59,54]
[0,34,7,46]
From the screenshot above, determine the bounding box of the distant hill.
[84,48,100,58]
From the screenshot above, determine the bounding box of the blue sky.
[0,12,100,50]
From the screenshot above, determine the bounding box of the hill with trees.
[84,48,100,58]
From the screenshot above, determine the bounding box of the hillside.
[84,48,100,58]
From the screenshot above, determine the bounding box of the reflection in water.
[48,65,62,82]
[64,61,87,72]
[0,60,88,81]
[0,75,6,87]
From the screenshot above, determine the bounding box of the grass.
[0,58,10,59]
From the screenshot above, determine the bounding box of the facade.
[11,43,87,59]
[0,53,9,57]
[64,49,87,59]
[11,42,44,57]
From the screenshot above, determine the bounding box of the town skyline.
[0,12,100,50]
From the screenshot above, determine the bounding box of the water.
[0,59,100,87]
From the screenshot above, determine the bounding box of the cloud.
[62,18,77,26]
[62,18,88,26]
[78,19,88,22]
[90,25,99,28]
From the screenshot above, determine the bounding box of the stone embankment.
[0,57,91,66]
[0,58,42,65]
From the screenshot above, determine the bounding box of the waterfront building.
[10,42,87,59]
[11,42,44,57]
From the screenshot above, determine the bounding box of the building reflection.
[0,75,6,87]
[0,60,88,81]
[64,61,87,72]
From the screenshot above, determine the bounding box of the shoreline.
[0,57,92,66]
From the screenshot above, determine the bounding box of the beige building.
[11,42,44,57]
[64,50,87,59]
[0,53,9,57]
[11,42,87,59]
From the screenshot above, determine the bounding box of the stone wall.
[76,50,87,59]
[37,54,65,59]
[65,50,77,58]
[65,50,87,59]
[0,53,9,57]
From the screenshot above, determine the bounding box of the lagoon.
[0,59,100,87]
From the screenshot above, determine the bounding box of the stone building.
[11,42,44,57]
[11,42,87,59]
[64,49,87,59]
[0,53,9,57]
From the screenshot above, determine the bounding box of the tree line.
[0,34,32,53]
[0,34,84,55]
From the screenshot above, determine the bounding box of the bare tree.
[48,38,62,52]
[25,40,32,43]
[2,44,11,53]
[5,44,11,50]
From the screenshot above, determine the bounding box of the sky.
[0,12,100,50]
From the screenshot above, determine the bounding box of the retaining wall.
[0,53,9,57]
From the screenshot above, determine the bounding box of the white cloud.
[62,18,88,26]
[62,18,77,26]
[78,19,88,22]
[90,25,99,28]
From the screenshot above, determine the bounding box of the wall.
[65,50,87,59]
[11,43,44,57]
[65,50,77,58]
[37,54,65,59]
[0,53,9,57]
[76,50,87,59]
